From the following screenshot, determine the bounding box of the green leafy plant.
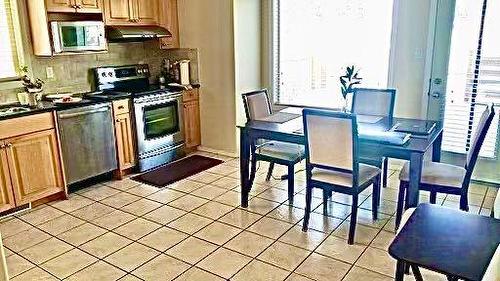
[19,66,44,92]
[340,65,362,99]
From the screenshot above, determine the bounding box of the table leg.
[240,128,251,208]
[395,260,405,281]
[432,130,443,162]
[407,152,424,208]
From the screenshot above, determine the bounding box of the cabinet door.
[0,145,15,213]
[115,113,136,170]
[46,0,77,13]
[183,100,201,148]
[5,130,65,205]
[75,0,102,13]
[104,0,134,25]
[135,0,159,25]
[159,0,179,49]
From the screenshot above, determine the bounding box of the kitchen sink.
[0,106,31,117]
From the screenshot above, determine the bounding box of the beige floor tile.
[66,261,126,281]
[121,198,162,216]
[168,179,205,193]
[117,274,143,281]
[79,184,121,201]
[192,201,235,220]
[248,217,294,239]
[206,164,239,177]
[11,267,58,281]
[176,267,225,281]
[6,254,35,277]
[37,214,86,236]
[91,210,137,230]
[197,248,252,279]
[247,197,281,215]
[50,194,94,213]
[258,241,310,271]
[100,192,141,209]
[132,254,190,280]
[194,222,241,245]
[41,248,97,279]
[354,209,391,229]
[356,247,396,277]
[168,194,209,212]
[113,218,161,240]
[360,198,398,216]
[58,223,107,246]
[232,260,290,281]
[211,176,240,189]
[315,236,366,264]
[285,273,315,281]
[224,230,274,257]
[104,242,160,272]
[371,230,396,250]
[315,202,352,220]
[343,266,392,281]
[126,184,159,197]
[146,188,186,204]
[143,205,187,225]
[80,232,132,258]
[218,208,262,228]
[300,212,343,233]
[19,237,73,264]
[214,190,243,207]
[267,205,305,224]
[189,171,223,184]
[279,226,327,251]
[0,218,33,238]
[18,206,65,226]
[103,178,141,191]
[333,221,380,245]
[167,213,213,234]
[295,253,351,281]
[191,185,228,200]
[258,188,291,203]
[166,237,217,264]
[71,202,115,221]
[4,228,51,252]
[286,194,322,210]
[138,227,188,251]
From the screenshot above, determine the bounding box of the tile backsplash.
[0,41,199,104]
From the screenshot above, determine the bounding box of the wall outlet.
[46,66,55,79]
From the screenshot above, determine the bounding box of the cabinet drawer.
[113,99,130,116]
[0,112,54,139]
[183,89,199,102]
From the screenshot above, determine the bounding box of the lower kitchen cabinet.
[0,148,15,212]
[2,129,65,206]
[183,99,201,148]
[113,99,136,176]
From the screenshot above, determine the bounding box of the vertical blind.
[0,0,20,79]
[442,0,500,158]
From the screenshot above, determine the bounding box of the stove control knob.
[101,72,106,77]
[108,72,113,77]
[137,69,143,74]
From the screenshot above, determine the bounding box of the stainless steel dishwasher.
[57,103,117,185]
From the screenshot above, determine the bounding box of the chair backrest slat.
[352,88,396,118]
[242,89,272,121]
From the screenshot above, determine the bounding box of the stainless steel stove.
[91,64,185,171]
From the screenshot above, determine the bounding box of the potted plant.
[339,65,362,112]
[19,66,44,106]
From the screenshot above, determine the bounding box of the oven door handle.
[59,107,110,119]
[134,93,183,104]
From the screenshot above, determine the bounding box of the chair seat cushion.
[256,141,304,162]
[399,161,466,188]
[311,164,381,187]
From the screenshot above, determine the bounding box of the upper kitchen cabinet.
[104,0,159,26]
[159,0,179,49]
[46,0,102,13]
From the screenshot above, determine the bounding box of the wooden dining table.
[237,112,443,210]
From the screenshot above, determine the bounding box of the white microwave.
[51,21,107,53]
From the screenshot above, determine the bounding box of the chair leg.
[395,181,406,231]
[372,176,381,220]
[383,157,389,188]
[265,162,275,181]
[460,195,469,212]
[322,189,329,215]
[410,264,423,281]
[348,195,359,245]
[287,165,295,204]
[302,183,313,232]
[395,260,405,281]
[249,156,257,186]
[404,263,410,275]
[429,191,437,204]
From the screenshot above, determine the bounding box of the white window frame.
[0,0,26,88]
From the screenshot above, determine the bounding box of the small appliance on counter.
[90,64,186,172]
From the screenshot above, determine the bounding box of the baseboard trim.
[197,146,238,158]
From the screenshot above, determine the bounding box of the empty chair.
[351,88,396,188]
[301,109,381,244]
[395,104,496,229]
[242,89,304,203]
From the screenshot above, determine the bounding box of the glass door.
[429,0,500,184]
[143,101,180,140]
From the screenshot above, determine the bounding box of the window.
[442,0,500,158]
[272,0,395,108]
[0,0,22,80]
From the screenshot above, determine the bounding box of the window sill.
[0,78,22,91]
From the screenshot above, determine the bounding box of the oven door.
[134,93,184,155]
[51,21,107,53]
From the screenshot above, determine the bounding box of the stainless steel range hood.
[106,26,172,42]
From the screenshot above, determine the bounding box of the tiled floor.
[1,152,497,280]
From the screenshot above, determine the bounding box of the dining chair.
[395,104,496,229]
[242,89,305,203]
[301,109,382,244]
[352,88,396,188]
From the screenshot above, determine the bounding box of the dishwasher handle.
[58,106,111,119]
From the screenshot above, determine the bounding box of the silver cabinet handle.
[6,143,12,148]
[59,107,110,119]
